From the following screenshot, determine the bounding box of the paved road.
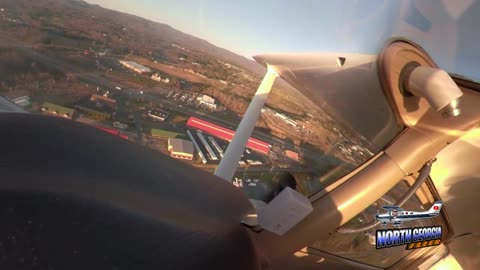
[139,91,350,174]
[4,39,345,171]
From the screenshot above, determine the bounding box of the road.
[3,39,350,172]
[131,91,330,162]
[139,91,333,167]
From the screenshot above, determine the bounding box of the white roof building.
[119,60,152,74]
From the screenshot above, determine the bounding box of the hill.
[0,0,312,117]
[0,0,265,75]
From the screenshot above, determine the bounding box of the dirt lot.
[130,56,214,86]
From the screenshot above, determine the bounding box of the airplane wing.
[0,96,28,113]
[253,53,400,148]
[382,205,404,211]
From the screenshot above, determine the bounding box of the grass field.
[41,102,74,116]
[151,128,182,138]
[169,113,188,125]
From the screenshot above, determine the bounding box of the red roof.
[186,117,270,154]
[95,126,128,140]
[97,126,119,135]
[286,150,300,161]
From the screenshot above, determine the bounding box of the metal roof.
[168,138,194,155]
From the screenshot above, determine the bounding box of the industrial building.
[113,121,128,130]
[41,102,74,119]
[90,94,117,108]
[186,130,207,164]
[285,150,300,161]
[75,104,112,120]
[186,117,270,154]
[95,126,128,140]
[119,60,152,74]
[196,131,218,161]
[148,109,169,121]
[197,95,217,110]
[151,73,162,82]
[208,136,224,158]
[168,138,195,160]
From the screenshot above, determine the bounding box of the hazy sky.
[86,0,480,81]
[85,0,399,57]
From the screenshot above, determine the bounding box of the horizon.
[84,0,390,59]
[85,0,480,82]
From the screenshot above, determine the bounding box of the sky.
[85,0,400,57]
[86,0,480,81]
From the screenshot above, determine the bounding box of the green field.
[151,128,182,138]
[41,102,74,117]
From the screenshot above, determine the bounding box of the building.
[147,109,169,121]
[90,94,116,108]
[168,138,194,160]
[151,73,161,82]
[95,126,128,140]
[285,150,300,161]
[273,111,297,127]
[41,102,74,119]
[196,131,218,161]
[208,136,224,158]
[186,130,207,164]
[201,95,215,104]
[286,119,298,127]
[119,60,152,74]
[113,121,128,130]
[197,95,217,110]
[75,104,112,120]
[186,117,270,154]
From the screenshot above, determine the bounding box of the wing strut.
[214,66,278,181]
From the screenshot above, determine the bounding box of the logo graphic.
[375,201,443,250]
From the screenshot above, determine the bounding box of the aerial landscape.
[0,0,374,199]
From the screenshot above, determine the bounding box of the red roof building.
[285,150,300,161]
[186,117,270,154]
[95,126,128,140]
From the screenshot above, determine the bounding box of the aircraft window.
[234,67,403,201]
[0,1,408,203]
[308,180,449,268]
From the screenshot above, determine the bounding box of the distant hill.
[0,0,266,75]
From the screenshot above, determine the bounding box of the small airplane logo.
[375,201,442,228]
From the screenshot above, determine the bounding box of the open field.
[130,56,214,86]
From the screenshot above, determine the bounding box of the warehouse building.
[90,94,117,108]
[197,95,217,110]
[186,117,270,154]
[147,109,169,121]
[168,138,195,160]
[119,60,152,74]
[41,102,74,119]
[75,104,112,120]
[186,130,207,164]
[285,150,300,161]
